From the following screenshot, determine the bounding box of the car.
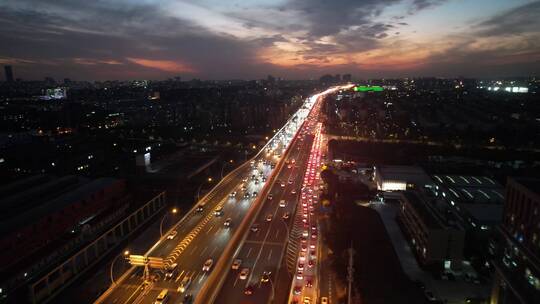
[232,259,242,270]
[282,212,290,220]
[301,244,307,252]
[296,271,303,280]
[287,164,292,169]
[288,179,293,184]
[224,218,232,227]
[181,294,193,304]
[262,176,267,182]
[303,296,311,304]
[154,289,169,304]
[279,200,287,207]
[311,232,317,239]
[302,230,309,237]
[167,230,178,240]
[165,263,178,280]
[251,223,260,232]
[305,279,312,288]
[178,276,191,293]
[310,250,316,258]
[239,268,250,280]
[214,207,223,217]
[266,214,273,222]
[465,297,488,304]
[251,191,258,198]
[310,244,316,250]
[311,224,317,231]
[298,263,304,270]
[308,260,314,268]
[229,191,237,197]
[293,286,302,295]
[299,252,306,261]
[202,259,213,271]
[243,192,250,199]
[291,189,297,194]
[321,297,328,304]
[268,194,273,200]
[424,291,437,301]
[260,271,270,283]
[196,205,204,212]
[281,183,285,187]
[244,285,254,295]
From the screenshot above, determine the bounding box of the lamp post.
[110,250,129,286]
[159,207,178,238]
[220,159,234,179]
[196,177,213,201]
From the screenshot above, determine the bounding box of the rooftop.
[377,165,433,186]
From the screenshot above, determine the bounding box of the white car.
[232,259,242,270]
[266,214,273,222]
[167,230,178,240]
[202,259,213,271]
[239,268,250,280]
[279,200,287,207]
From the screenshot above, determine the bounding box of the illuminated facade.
[374,166,432,192]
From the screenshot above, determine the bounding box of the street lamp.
[221,159,234,179]
[160,208,178,237]
[196,177,213,201]
[110,250,129,286]
[269,277,275,303]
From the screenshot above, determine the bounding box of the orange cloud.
[127,57,194,73]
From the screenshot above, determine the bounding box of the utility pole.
[347,241,355,304]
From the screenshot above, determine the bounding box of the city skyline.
[1,0,539,81]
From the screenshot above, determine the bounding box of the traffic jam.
[290,121,324,304]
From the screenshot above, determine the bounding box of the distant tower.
[4,65,13,82]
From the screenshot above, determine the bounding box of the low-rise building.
[398,189,465,269]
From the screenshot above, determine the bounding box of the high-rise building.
[491,177,540,304]
[4,65,13,82]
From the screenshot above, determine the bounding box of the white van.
[154,289,169,304]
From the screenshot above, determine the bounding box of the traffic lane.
[214,242,284,304]
[138,158,273,299]
[148,173,246,258]
[209,125,313,302]
[138,211,252,304]
[158,189,262,292]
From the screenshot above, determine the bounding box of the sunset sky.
[1,0,539,80]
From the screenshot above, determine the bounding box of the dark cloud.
[476,1,540,36]
[0,0,274,80]
[0,0,538,80]
[286,0,401,38]
[410,0,447,12]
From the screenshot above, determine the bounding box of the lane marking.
[267,249,273,261]
[175,269,185,282]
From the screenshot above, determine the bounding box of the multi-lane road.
[213,101,323,304]
[95,86,349,304]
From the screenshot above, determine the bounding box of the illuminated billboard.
[353,85,384,92]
